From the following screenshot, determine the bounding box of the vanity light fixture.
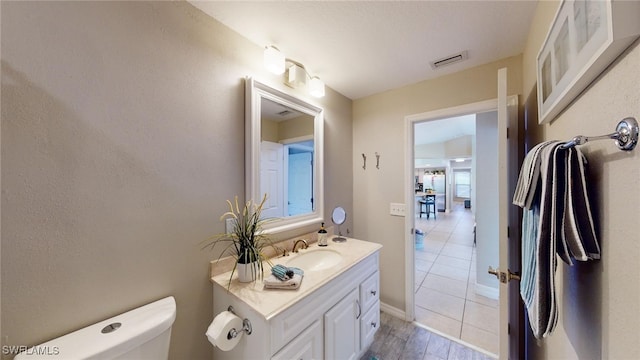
[309,77,325,98]
[263,45,325,98]
[264,45,285,75]
[287,62,307,87]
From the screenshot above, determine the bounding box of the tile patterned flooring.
[414,203,499,356]
[360,311,496,360]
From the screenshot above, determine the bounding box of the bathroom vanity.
[211,238,382,360]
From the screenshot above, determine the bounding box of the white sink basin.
[287,248,343,272]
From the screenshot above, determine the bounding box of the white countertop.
[211,237,382,320]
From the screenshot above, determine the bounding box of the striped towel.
[563,149,600,261]
[533,142,560,338]
[513,141,600,339]
[513,141,555,209]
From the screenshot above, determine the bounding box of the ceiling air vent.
[277,110,294,117]
[430,51,468,69]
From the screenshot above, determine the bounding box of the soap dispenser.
[318,222,328,247]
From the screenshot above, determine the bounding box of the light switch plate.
[390,203,406,217]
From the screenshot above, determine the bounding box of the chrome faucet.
[292,239,309,253]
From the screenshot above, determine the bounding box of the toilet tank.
[15,296,176,360]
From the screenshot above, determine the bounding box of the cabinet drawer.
[360,300,380,351]
[359,270,379,312]
[271,320,323,360]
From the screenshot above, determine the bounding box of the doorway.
[285,140,314,216]
[412,112,500,355]
[404,91,519,358]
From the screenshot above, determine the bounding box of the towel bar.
[561,117,638,151]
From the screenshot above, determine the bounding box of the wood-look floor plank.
[389,316,416,342]
[447,341,473,360]
[399,326,430,360]
[368,323,394,357]
[379,334,406,360]
[425,333,451,359]
[364,311,495,360]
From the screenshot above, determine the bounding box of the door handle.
[355,299,362,319]
[488,266,521,283]
[488,266,499,277]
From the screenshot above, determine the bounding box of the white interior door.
[260,141,284,218]
[497,67,519,359]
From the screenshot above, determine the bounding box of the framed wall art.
[537,0,640,124]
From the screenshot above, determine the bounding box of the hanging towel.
[519,200,540,328]
[533,141,560,338]
[551,144,572,266]
[513,141,555,209]
[513,141,600,339]
[514,142,553,336]
[563,148,600,260]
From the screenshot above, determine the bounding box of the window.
[454,170,471,199]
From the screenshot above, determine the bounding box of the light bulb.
[264,46,285,75]
[309,77,325,98]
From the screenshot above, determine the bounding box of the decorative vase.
[236,262,258,283]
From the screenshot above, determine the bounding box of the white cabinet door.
[271,319,323,360]
[324,288,360,360]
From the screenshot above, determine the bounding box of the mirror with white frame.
[246,77,324,234]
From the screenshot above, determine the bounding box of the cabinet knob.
[370,290,377,296]
[371,321,377,328]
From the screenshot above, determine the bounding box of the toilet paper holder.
[226,306,252,339]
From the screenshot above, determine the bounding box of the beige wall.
[1,2,352,359]
[279,115,314,141]
[261,115,314,143]
[261,118,280,143]
[352,56,522,311]
[415,135,472,161]
[443,135,473,159]
[415,142,446,160]
[522,1,640,358]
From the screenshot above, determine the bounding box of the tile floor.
[414,202,499,355]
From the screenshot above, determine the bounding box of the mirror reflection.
[260,97,315,218]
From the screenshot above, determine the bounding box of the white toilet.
[16,296,176,360]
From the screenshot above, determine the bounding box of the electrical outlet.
[390,203,405,217]
[225,218,234,234]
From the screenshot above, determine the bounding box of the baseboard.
[474,282,499,300]
[380,302,406,320]
[413,322,498,359]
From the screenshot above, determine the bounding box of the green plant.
[203,194,277,285]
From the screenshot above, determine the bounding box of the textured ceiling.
[189,1,537,100]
